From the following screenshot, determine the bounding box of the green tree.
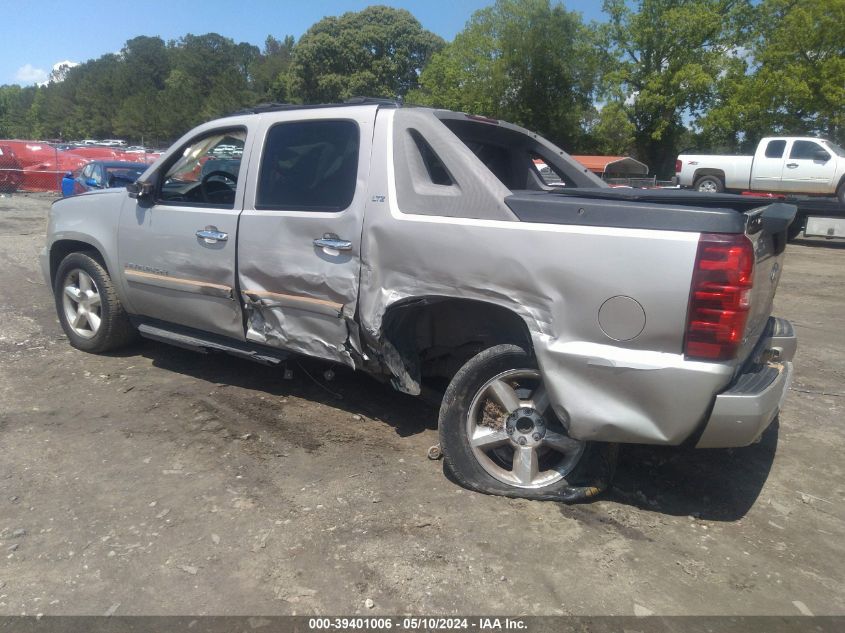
[600,0,748,176]
[122,36,170,91]
[37,65,83,139]
[251,35,296,102]
[588,102,637,155]
[288,5,444,103]
[701,0,845,149]
[412,0,600,151]
[158,33,259,136]
[71,54,130,137]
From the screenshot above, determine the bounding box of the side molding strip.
[124,268,234,300]
[241,289,343,317]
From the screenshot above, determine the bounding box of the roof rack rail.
[226,97,401,117]
[343,96,403,106]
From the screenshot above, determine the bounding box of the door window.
[764,140,786,158]
[157,129,245,208]
[790,141,829,161]
[256,120,359,212]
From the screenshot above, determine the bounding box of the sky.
[0,0,608,86]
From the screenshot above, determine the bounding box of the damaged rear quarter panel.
[357,109,731,445]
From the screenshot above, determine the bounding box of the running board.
[137,323,288,366]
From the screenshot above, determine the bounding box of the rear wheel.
[837,181,845,206]
[787,218,804,241]
[694,175,725,193]
[438,344,617,501]
[54,252,137,353]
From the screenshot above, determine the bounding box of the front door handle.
[313,234,353,251]
[786,163,799,168]
[196,228,228,243]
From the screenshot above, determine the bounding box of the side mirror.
[127,180,154,199]
[85,178,99,187]
[814,149,830,162]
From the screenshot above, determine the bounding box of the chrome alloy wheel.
[465,369,586,489]
[61,269,102,339]
[697,180,719,193]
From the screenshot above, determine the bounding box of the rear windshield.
[437,116,603,191]
[822,140,845,157]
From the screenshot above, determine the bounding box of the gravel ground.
[0,192,843,616]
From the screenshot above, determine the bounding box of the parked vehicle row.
[0,144,23,193]
[0,139,162,193]
[676,137,845,239]
[676,136,845,202]
[61,161,148,197]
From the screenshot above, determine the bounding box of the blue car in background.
[62,161,148,197]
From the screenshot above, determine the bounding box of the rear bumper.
[695,317,796,448]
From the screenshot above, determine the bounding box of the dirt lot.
[0,192,843,616]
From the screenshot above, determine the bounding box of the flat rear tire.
[438,344,617,501]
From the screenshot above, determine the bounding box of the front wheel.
[438,344,617,501]
[837,181,845,206]
[54,252,137,353]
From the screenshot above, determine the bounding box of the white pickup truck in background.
[676,137,845,204]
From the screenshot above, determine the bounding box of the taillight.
[684,233,754,361]
[675,159,682,174]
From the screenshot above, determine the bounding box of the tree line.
[0,0,841,177]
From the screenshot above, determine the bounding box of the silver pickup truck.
[41,100,797,501]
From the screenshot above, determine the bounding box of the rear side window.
[790,140,828,160]
[764,140,786,158]
[459,140,517,189]
[409,129,453,186]
[257,120,359,211]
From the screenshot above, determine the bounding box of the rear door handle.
[313,234,352,251]
[786,163,799,168]
[196,228,228,243]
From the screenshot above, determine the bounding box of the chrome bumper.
[696,317,797,448]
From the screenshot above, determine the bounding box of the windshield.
[821,140,845,157]
[105,166,145,186]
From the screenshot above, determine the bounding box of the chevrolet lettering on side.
[41,100,797,502]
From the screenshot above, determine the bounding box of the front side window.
[790,140,829,161]
[765,140,786,158]
[256,120,359,212]
[158,129,245,208]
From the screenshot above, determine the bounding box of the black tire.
[787,218,804,241]
[837,181,845,207]
[693,175,725,193]
[54,252,137,353]
[438,344,618,502]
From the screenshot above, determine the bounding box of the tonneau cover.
[506,190,748,233]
